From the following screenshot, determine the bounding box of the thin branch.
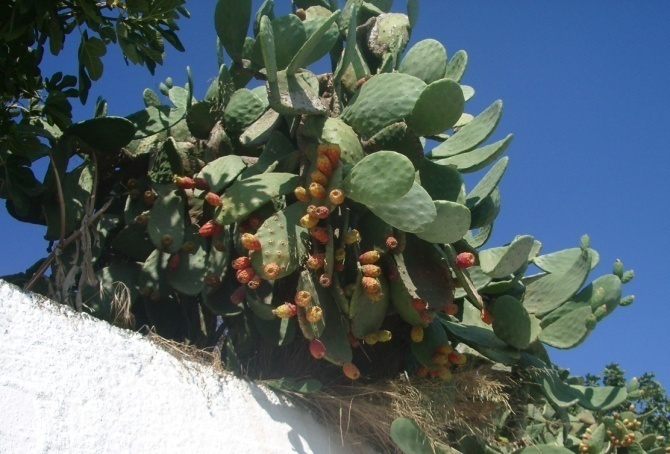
[46,148,67,244]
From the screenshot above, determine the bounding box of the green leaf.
[214,0,252,62]
[390,418,434,454]
[78,33,106,81]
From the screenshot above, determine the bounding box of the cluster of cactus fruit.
[7,0,665,452]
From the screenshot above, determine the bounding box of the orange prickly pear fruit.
[329,189,345,205]
[320,143,341,167]
[431,353,450,366]
[316,154,333,177]
[342,362,360,380]
[161,234,173,248]
[294,290,312,307]
[455,252,476,269]
[294,186,311,202]
[480,308,493,325]
[434,344,454,355]
[361,264,381,278]
[272,303,297,319]
[361,276,381,295]
[240,233,262,250]
[444,303,459,316]
[359,250,380,264]
[419,311,435,325]
[232,256,251,270]
[205,192,223,207]
[263,262,281,280]
[411,325,424,343]
[306,306,323,323]
[309,182,326,199]
[295,7,306,20]
[199,220,222,238]
[310,170,329,187]
[449,351,467,366]
[300,214,319,229]
[343,229,360,245]
[411,298,427,311]
[236,267,255,284]
[180,241,195,253]
[173,175,195,189]
[309,339,326,359]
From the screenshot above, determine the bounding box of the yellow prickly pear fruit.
[364,333,379,345]
[376,330,392,342]
[342,229,360,245]
[294,290,312,307]
[359,250,380,264]
[411,325,424,343]
[306,306,323,323]
[272,303,297,319]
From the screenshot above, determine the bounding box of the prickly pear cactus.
[8,1,655,453]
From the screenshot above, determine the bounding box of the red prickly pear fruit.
[180,241,195,253]
[419,311,435,325]
[411,325,424,343]
[143,190,155,207]
[314,206,330,219]
[343,229,360,245]
[247,213,262,230]
[232,256,251,270]
[193,177,210,191]
[359,250,380,264]
[385,236,398,250]
[205,192,223,207]
[294,186,311,202]
[377,330,392,342]
[480,308,493,325]
[329,189,345,205]
[161,234,173,248]
[310,227,329,243]
[295,7,306,20]
[361,264,381,278]
[455,252,476,269]
[294,290,312,307]
[240,233,262,250]
[428,369,439,378]
[263,262,281,280]
[449,351,467,366]
[306,305,323,323]
[310,170,329,187]
[300,214,319,229]
[247,275,262,289]
[168,253,180,271]
[236,267,255,284]
[309,339,326,359]
[230,286,246,305]
[438,368,453,381]
[361,276,381,295]
[347,332,360,348]
[199,220,222,238]
[434,344,454,355]
[309,182,326,199]
[431,353,449,366]
[306,253,324,270]
[364,333,379,345]
[316,154,333,177]
[173,175,195,189]
[416,366,429,378]
[318,274,332,288]
[204,273,221,288]
[411,298,428,311]
[272,303,297,319]
[342,362,360,380]
[356,77,367,89]
[444,303,459,316]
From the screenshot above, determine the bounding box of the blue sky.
[2,2,669,387]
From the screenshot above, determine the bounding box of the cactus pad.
[407,78,464,137]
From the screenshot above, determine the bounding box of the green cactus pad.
[197,155,247,193]
[185,101,217,140]
[341,72,426,138]
[398,39,447,84]
[333,0,360,81]
[439,315,519,364]
[390,418,434,454]
[464,223,494,249]
[533,247,600,273]
[524,248,591,315]
[540,274,622,324]
[350,273,390,338]
[215,173,300,225]
[148,138,185,184]
[126,103,186,140]
[214,0,252,62]
[417,158,466,203]
[466,157,509,210]
[286,9,340,74]
[166,226,207,296]
[241,131,296,178]
[454,266,492,299]
[239,109,282,148]
[443,50,468,82]
[491,295,535,350]
[407,78,465,137]
[67,116,136,151]
[147,188,185,253]
[249,202,309,279]
[410,319,450,369]
[269,14,308,70]
[368,182,437,233]
[366,13,411,59]
[343,150,415,206]
[253,0,275,37]
[139,248,169,296]
[429,100,503,158]
[302,116,365,165]
[479,235,535,279]
[268,69,327,115]
[469,188,501,229]
[253,313,297,347]
[538,305,593,349]
[414,200,471,245]
[389,279,422,326]
[81,263,141,324]
[364,122,423,169]
[111,223,155,262]
[246,281,279,321]
[460,85,475,102]
[223,88,267,132]
[394,234,454,311]
[515,447,573,454]
[435,133,514,173]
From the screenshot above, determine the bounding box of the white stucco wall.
[0,280,359,453]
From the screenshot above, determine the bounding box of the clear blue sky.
[2,2,669,387]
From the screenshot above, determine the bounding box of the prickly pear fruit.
[411,325,424,343]
[168,253,180,271]
[240,233,262,250]
[417,366,428,378]
[161,234,173,248]
[343,229,360,245]
[205,192,223,207]
[300,214,319,229]
[232,256,251,270]
[143,190,155,207]
[309,182,326,199]
[310,227,329,243]
[329,189,345,205]
[318,274,332,288]
[230,285,245,305]
[480,308,493,325]
[319,143,341,167]
[585,314,597,330]
[247,213,262,230]
[444,303,459,316]
[199,220,222,238]
[309,339,326,359]
[173,175,195,189]
[377,330,392,342]
[455,252,476,269]
[213,240,226,252]
[247,275,262,289]
[419,311,435,325]
[361,264,382,278]
[431,353,449,366]
[295,8,306,21]
[411,298,428,311]
[438,368,453,381]
[263,262,281,280]
[335,248,346,261]
[306,253,325,270]
[310,170,329,187]
[294,186,311,202]
[306,306,323,323]
[364,332,379,345]
[386,237,398,250]
[343,362,360,380]
[448,351,467,366]
[316,154,333,177]
[273,303,297,319]
[134,213,149,226]
[236,267,256,284]
[361,276,381,295]
[193,177,210,191]
[434,344,453,355]
[294,290,312,307]
[180,241,195,253]
[359,250,381,264]
[314,206,330,219]
[205,273,221,288]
